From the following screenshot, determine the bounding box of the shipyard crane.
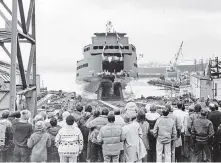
[169,41,183,71]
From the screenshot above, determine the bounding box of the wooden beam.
[26,0,34,33]
[17,39,27,89]
[26,44,36,86]
[18,0,27,34]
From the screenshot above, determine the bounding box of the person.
[27,121,51,162]
[13,110,33,162]
[152,107,177,162]
[55,115,83,163]
[145,104,160,162]
[214,124,221,161]
[183,105,195,159]
[123,99,138,116]
[122,114,147,162]
[85,109,100,162]
[77,105,92,162]
[0,110,13,162]
[137,109,150,162]
[47,118,61,162]
[97,113,124,162]
[58,111,76,128]
[166,104,182,162]
[86,108,109,162]
[191,109,214,162]
[173,101,188,157]
[114,108,125,126]
[208,103,221,133]
[72,104,83,122]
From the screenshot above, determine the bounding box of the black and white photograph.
[0,0,220,162]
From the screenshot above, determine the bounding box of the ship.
[76,22,138,100]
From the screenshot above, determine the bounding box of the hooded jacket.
[27,131,51,162]
[47,126,61,146]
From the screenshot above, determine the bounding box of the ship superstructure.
[76,22,138,100]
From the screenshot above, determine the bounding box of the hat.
[1,110,10,119]
[47,112,54,119]
[34,114,44,122]
[35,121,45,131]
[62,111,70,120]
[20,110,31,120]
[125,102,138,112]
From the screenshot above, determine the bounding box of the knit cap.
[62,111,70,120]
[35,121,45,132]
[1,110,10,118]
[34,114,44,122]
[20,110,31,120]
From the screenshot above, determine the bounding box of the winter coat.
[86,115,108,143]
[138,121,150,150]
[72,111,82,122]
[97,123,123,156]
[114,115,125,127]
[188,112,201,131]
[208,110,221,133]
[55,125,83,156]
[77,112,91,143]
[122,121,147,162]
[27,131,51,162]
[47,125,61,150]
[152,116,177,144]
[191,116,214,142]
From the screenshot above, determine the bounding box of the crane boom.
[173,41,183,67]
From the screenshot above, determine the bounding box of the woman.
[137,109,150,162]
[122,114,147,162]
[27,121,51,162]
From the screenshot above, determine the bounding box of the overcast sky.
[0,0,221,90]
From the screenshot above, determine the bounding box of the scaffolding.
[0,0,37,116]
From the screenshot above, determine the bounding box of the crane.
[169,41,183,71]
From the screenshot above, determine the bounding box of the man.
[173,101,188,157]
[166,104,182,162]
[208,103,221,161]
[114,108,125,126]
[146,104,160,162]
[77,105,92,162]
[152,107,177,162]
[0,110,13,162]
[191,109,214,162]
[55,115,83,163]
[86,107,109,162]
[97,113,123,163]
[72,104,83,122]
[13,110,33,162]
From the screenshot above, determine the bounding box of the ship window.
[134,63,137,67]
[77,63,88,70]
[91,53,101,56]
[109,46,114,49]
[93,46,98,50]
[124,46,129,50]
[114,46,119,49]
[99,46,103,49]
